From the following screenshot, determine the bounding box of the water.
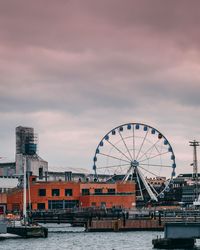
[0,224,200,250]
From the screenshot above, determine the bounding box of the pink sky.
[0,0,199,175]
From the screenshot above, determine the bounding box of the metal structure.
[93,123,176,202]
[189,140,199,182]
[190,140,200,203]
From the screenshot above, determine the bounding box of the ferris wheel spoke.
[106,139,132,162]
[136,130,149,161]
[139,151,169,163]
[138,165,160,178]
[133,126,136,160]
[98,163,130,170]
[140,163,172,168]
[118,130,133,161]
[137,139,161,162]
[98,152,130,164]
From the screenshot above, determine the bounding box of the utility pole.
[189,140,199,201]
[23,155,27,223]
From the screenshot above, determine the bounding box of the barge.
[86,217,163,232]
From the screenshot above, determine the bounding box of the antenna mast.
[189,140,199,200]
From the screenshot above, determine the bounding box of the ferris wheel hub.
[131,160,139,168]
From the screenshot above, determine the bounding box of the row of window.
[38,188,116,197]
[39,188,73,197]
[37,200,79,210]
[37,200,108,210]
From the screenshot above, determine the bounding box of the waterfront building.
[6,176,136,211]
[171,173,200,206]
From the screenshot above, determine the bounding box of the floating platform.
[152,222,200,249]
[86,218,163,232]
[7,225,48,238]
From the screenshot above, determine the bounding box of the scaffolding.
[16,126,38,155]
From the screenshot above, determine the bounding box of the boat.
[7,156,48,238]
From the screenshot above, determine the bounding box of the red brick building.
[7,177,136,211]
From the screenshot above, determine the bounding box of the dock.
[86,218,163,232]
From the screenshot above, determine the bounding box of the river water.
[1,224,200,250]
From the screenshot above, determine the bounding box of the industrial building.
[15,126,48,177]
[0,126,48,178]
[0,126,100,184]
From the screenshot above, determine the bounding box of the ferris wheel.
[93,123,176,202]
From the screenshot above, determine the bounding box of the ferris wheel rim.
[93,123,176,169]
[92,122,176,201]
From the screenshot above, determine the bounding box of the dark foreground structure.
[152,222,200,249]
[153,238,195,249]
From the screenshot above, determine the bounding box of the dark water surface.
[0,224,200,250]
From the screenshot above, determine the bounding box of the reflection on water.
[0,224,200,250]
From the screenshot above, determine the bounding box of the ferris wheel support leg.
[149,182,159,196]
[137,167,158,202]
[136,170,144,200]
[122,166,132,182]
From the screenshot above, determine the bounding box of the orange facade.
[7,178,135,211]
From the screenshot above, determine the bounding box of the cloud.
[0,0,199,175]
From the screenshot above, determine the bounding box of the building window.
[95,188,103,195]
[65,189,73,196]
[91,202,96,207]
[101,202,106,207]
[64,200,79,208]
[52,189,60,196]
[0,206,4,214]
[39,167,43,180]
[38,189,46,196]
[12,204,20,211]
[37,203,45,210]
[82,189,90,196]
[48,200,63,210]
[48,200,79,209]
[107,189,116,195]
